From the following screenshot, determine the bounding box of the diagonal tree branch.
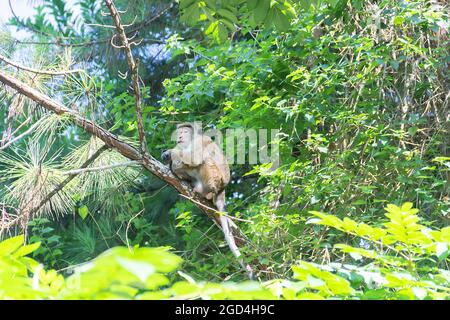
[104,0,148,156]
[0,70,251,268]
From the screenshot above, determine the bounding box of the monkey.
[162,122,253,278]
[161,122,230,210]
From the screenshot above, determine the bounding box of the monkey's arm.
[168,143,204,167]
[162,147,191,165]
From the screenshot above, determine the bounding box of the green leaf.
[217,22,229,42]
[300,0,311,10]
[273,8,291,31]
[78,205,89,220]
[394,16,405,26]
[361,289,388,300]
[247,0,258,10]
[13,242,41,258]
[180,2,201,24]
[179,0,196,10]
[205,20,219,35]
[221,18,237,32]
[117,257,156,282]
[435,242,448,259]
[217,8,238,24]
[253,0,270,23]
[327,0,340,8]
[307,274,326,287]
[412,287,427,300]
[296,292,325,300]
[335,244,377,260]
[205,20,229,42]
[0,234,24,256]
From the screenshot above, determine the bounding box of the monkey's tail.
[216,191,254,280]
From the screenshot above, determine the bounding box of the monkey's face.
[176,126,193,147]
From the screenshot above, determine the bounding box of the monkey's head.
[176,122,201,146]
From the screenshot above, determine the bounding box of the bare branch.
[0,53,85,76]
[13,38,165,47]
[104,0,148,156]
[110,34,125,49]
[85,23,117,29]
[122,16,138,28]
[125,209,144,250]
[130,39,144,47]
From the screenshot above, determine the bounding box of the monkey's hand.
[161,150,172,163]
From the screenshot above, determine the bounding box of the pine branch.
[0,145,109,232]
[0,53,84,76]
[28,145,110,217]
[0,116,47,150]
[13,38,165,48]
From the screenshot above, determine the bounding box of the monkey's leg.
[215,191,254,279]
[200,159,222,200]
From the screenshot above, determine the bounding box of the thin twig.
[62,160,141,175]
[125,209,144,251]
[0,116,49,150]
[179,194,253,224]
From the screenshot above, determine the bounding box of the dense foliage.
[1,203,449,299]
[0,0,448,299]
